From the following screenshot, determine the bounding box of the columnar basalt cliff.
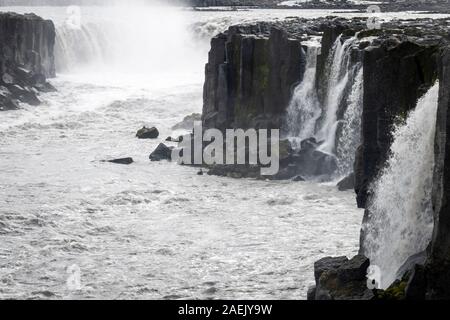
[355,31,443,209]
[200,16,450,299]
[202,22,306,131]
[0,12,56,111]
[427,46,450,300]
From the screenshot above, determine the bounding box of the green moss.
[374,280,408,300]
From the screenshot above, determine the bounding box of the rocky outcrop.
[308,255,374,300]
[426,45,450,299]
[0,12,56,111]
[136,126,160,139]
[355,32,442,208]
[202,21,308,131]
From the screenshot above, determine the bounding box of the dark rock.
[337,172,355,191]
[314,256,349,283]
[311,255,373,300]
[0,86,19,110]
[300,137,319,151]
[355,38,440,208]
[202,24,305,131]
[338,255,370,282]
[405,264,426,300]
[395,250,427,280]
[149,143,173,161]
[0,13,56,111]
[172,113,201,131]
[307,286,316,301]
[106,157,134,165]
[166,136,182,143]
[8,84,40,106]
[197,169,204,176]
[136,126,159,139]
[426,46,450,300]
[292,175,305,182]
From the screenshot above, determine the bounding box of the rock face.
[0,13,56,111]
[136,126,160,139]
[202,23,306,131]
[426,46,450,299]
[355,34,441,208]
[309,255,373,300]
[189,0,280,7]
[149,143,174,162]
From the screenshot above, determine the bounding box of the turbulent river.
[0,5,446,300]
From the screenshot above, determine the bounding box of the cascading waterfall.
[52,5,207,76]
[55,23,107,72]
[362,82,440,289]
[317,35,357,155]
[286,43,321,148]
[336,65,364,175]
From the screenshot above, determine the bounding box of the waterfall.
[336,66,363,176]
[317,35,356,155]
[362,82,439,289]
[285,43,321,148]
[52,6,207,76]
[55,24,107,72]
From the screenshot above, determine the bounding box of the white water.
[286,43,321,148]
[363,82,439,289]
[317,35,356,155]
[0,5,368,300]
[337,66,363,176]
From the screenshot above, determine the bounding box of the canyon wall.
[202,23,305,131]
[0,12,55,111]
[201,17,450,299]
[427,46,450,299]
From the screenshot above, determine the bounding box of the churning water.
[0,5,366,300]
[363,82,440,289]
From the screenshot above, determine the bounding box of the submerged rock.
[149,143,173,161]
[136,126,159,139]
[105,157,134,165]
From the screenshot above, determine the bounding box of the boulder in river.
[172,113,201,131]
[149,143,173,161]
[136,126,159,139]
[101,157,134,165]
[107,157,134,165]
[310,255,373,300]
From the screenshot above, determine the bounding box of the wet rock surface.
[150,143,174,161]
[0,13,56,111]
[200,16,450,299]
[309,255,373,300]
